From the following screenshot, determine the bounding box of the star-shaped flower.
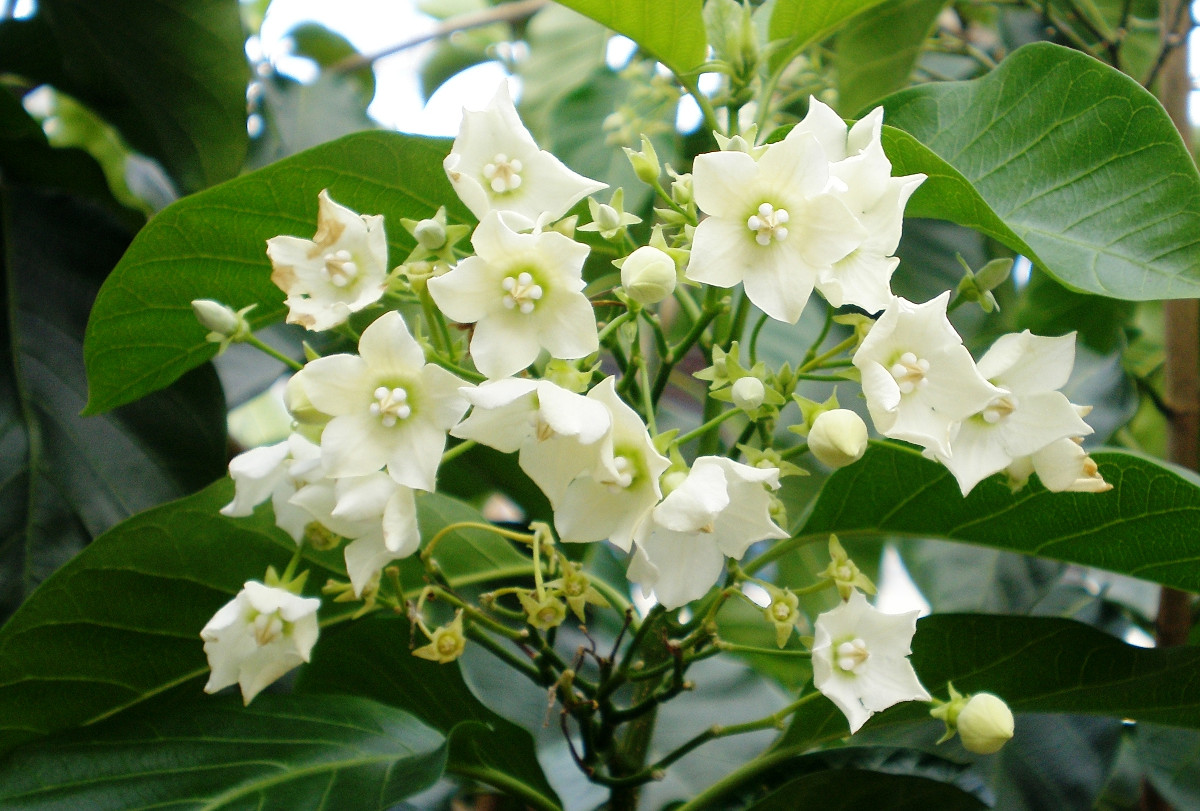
[685,128,866,323]
[853,293,1001,457]
[221,433,324,543]
[427,211,598,379]
[444,82,606,228]
[296,311,470,489]
[627,456,787,609]
[812,590,930,733]
[201,581,320,705]
[267,190,389,332]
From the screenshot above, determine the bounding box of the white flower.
[1009,435,1112,493]
[201,581,320,705]
[290,472,420,596]
[267,190,389,332]
[812,590,930,733]
[685,128,866,323]
[221,433,324,542]
[808,409,869,469]
[444,83,606,228]
[450,377,613,505]
[554,377,670,551]
[627,457,787,609]
[296,311,470,489]
[427,211,598,379]
[853,293,1001,457]
[929,331,1093,495]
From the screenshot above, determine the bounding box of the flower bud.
[623,135,660,184]
[412,217,447,251]
[808,409,868,469]
[956,693,1014,754]
[731,376,765,411]
[284,372,330,425]
[620,245,677,305]
[192,299,241,336]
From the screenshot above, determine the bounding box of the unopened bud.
[192,299,241,336]
[957,693,1014,754]
[807,409,868,469]
[284,372,329,425]
[624,135,661,184]
[620,245,677,306]
[413,218,447,251]
[731,376,765,411]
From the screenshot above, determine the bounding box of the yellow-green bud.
[624,135,661,184]
[620,245,677,305]
[808,409,868,469]
[413,218,447,251]
[957,693,1014,754]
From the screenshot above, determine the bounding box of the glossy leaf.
[83,131,467,414]
[299,617,561,811]
[767,0,892,69]
[791,442,1200,593]
[882,42,1200,301]
[835,0,949,116]
[0,186,225,623]
[0,693,447,810]
[0,0,249,193]
[555,0,706,76]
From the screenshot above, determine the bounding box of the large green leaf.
[83,132,468,414]
[767,0,892,69]
[0,693,447,810]
[299,617,561,811]
[835,0,949,116]
[882,42,1200,301]
[0,186,225,623]
[0,478,530,756]
[785,443,1200,593]
[554,0,707,76]
[0,1,249,193]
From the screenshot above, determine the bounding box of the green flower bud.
[808,409,868,469]
[620,245,677,305]
[957,693,1014,754]
[623,135,661,184]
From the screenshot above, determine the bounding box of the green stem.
[243,334,303,371]
[440,439,477,465]
[796,335,857,374]
[597,309,636,345]
[418,284,454,359]
[742,532,827,577]
[675,406,742,447]
[716,642,812,657]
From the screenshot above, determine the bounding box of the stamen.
[482,153,524,194]
[371,385,412,427]
[747,202,790,246]
[889,351,931,395]
[835,638,870,673]
[500,272,544,314]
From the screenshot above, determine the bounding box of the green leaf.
[792,443,1200,593]
[1136,723,1200,810]
[835,0,949,116]
[882,42,1200,301]
[0,0,250,193]
[0,693,447,810]
[0,480,323,755]
[768,0,892,68]
[554,0,706,76]
[0,186,225,622]
[298,617,561,811]
[83,131,468,414]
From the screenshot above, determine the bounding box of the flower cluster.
[199,87,1082,748]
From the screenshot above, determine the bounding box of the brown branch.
[330,0,550,73]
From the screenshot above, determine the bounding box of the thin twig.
[331,0,550,73]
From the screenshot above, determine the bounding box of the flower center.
[607,454,636,491]
[501,271,544,314]
[770,600,793,622]
[323,249,358,288]
[483,153,523,194]
[370,385,412,427]
[835,637,870,674]
[251,611,285,646]
[747,202,790,246]
[435,632,461,657]
[889,352,931,395]
[981,393,1018,424]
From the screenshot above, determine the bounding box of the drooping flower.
[295,311,470,489]
[685,127,866,323]
[201,581,320,704]
[450,377,613,505]
[444,82,606,228]
[427,211,598,379]
[928,331,1093,495]
[812,590,930,733]
[289,471,420,596]
[553,377,670,551]
[221,433,324,543]
[853,293,1000,457]
[266,190,389,332]
[1007,433,1112,493]
[627,456,787,609]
